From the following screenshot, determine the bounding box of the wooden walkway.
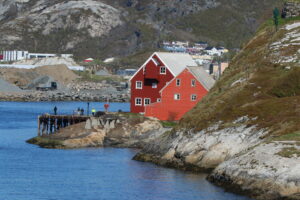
[38,114,89,136]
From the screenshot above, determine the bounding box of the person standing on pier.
[54,106,57,115]
[92,108,96,116]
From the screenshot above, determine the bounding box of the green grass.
[178,17,300,138]
[284,0,300,3]
[74,71,125,83]
[160,121,178,128]
[272,132,300,141]
[258,15,300,33]
[26,136,64,149]
[276,147,300,158]
[270,68,300,98]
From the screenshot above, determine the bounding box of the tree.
[273,7,280,31]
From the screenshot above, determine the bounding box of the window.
[191,94,197,101]
[135,98,142,106]
[157,98,161,102]
[176,79,181,86]
[160,67,166,74]
[136,81,142,89]
[174,94,181,100]
[152,82,157,88]
[191,79,196,87]
[144,98,151,105]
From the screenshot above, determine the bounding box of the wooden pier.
[37,114,89,136]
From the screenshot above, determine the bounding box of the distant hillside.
[0,0,282,65]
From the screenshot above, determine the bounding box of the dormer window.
[160,67,166,74]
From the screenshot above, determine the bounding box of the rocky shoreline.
[0,90,129,102]
[26,114,300,200]
[133,123,300,200]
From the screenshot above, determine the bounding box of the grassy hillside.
[179,16,300,139]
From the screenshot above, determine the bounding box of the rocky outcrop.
[28,114,170,149]
[134,120,267,171]
[0,90,129,102]
[0,0,281,59]
[209,141,300,200]
[0,0,122,46]
[282,1,300,18]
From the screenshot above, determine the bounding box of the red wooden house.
[145,66,215,121]
[130,52,198,114]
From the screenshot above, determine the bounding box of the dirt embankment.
[0,65,78,88]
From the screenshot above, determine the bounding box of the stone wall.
[282,1,300,18]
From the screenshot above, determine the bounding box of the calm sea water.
[0,102,251,200]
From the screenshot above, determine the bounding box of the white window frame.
[191,79,196,87]
[144,98,151,105]
[176,79,181,86]
[136,81,142,89]
[191,94,197,101]
[135,98,142,106]
[160,66,166,74]
[152,82,157,88]
[174,94,181,100]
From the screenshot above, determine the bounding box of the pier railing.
[37,114,89,136]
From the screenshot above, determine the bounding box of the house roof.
[129,52,197,81]
[155,52,197,77]
[188,66,215,90]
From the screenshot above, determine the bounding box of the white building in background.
[0,50,73,62]
[27,53,72,59]
[2,50,28,62]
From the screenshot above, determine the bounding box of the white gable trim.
[129,52,177,81]
[155,53,176,77]
[158,67,206,95]
[129,52,156,81]
[158,67,188,94]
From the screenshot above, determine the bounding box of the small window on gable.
[135,98,142,106]
[144,98,151,105]
[136,81,142,89]
[191,79,196,87]
[152,82,157,88]
[176,79,181,86]
[160,67,166,74]
[191,94,197,101]
[157,98,161,102]
[174,94,181,100]
[152,58,160,66]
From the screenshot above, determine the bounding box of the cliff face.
[0,0,281,60]
[134,19,300,199]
